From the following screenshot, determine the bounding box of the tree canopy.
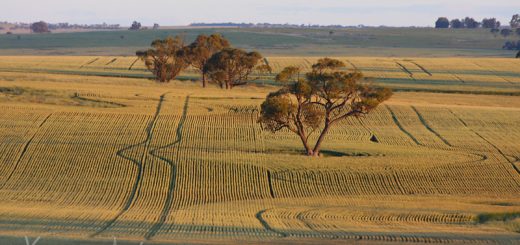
[450,19,464,29]
[185,34,230,87]
[482,18,500,29]
[204,48,271,89]
[275,66,302,83]
[435,18,450,28]
[511,14,520,28]
[136,36,189,83]
[31,21,50,33]
[129,21,141,31]
[258,58,392,156]
[464,17,480,28]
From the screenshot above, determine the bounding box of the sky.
[2,0,519,27]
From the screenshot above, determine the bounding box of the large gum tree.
[258,58,392,157]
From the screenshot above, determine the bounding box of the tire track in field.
[410,61,432,76]
[105,58,117,66]
[255,209,288,238]
[144,95,190,240]
[0,113,52,190]
[91,93,167,237]
[267,170,276,198]
[345,60,358,70]
[386,106,490,173]
[411,106,452,147]
[80,57,99,69]
[71,93,127,108]
[472,62,517,86]
[395,61,415,80]
[385,105,422,146]
[449,110,520,180]
[128,58,139,70]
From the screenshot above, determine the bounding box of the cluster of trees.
[481,18,502,29]
[137,36,392,156]
[435,14,520,29]
[435,17,482,29]
[129,21,142,31]
[258,58,392,156]
[128,21,160,31]
[136,34,271,88]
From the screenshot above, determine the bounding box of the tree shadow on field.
[266,148,384,158]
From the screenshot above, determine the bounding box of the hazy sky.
[2,0,519,26]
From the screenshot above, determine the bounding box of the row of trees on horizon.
[435,14,520,30]
[8,14,520,35]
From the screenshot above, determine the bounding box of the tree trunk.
[312,123,331,157]
[202,72,207,88]
[297,130,313,156]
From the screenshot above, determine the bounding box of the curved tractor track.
[91,93,169,237]
[145,95,190,240]
[449,110,520,178]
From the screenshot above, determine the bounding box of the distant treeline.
[0,21,121,31]
[435,14,519,29]
[190,22,361,29]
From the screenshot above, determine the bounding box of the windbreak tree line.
[137,34,270,88]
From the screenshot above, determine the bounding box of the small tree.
[185,34,230,88]
[136,36,189,82]
[435,17,450,28]
[511,14,520,29]
[258,58,392,157]
[129,21,141,31]
[153,23,160,30]
[31,21,50,33]
[450,19,464,29]
[204,48,271,89]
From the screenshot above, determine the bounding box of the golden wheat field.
[0,57,519,244]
